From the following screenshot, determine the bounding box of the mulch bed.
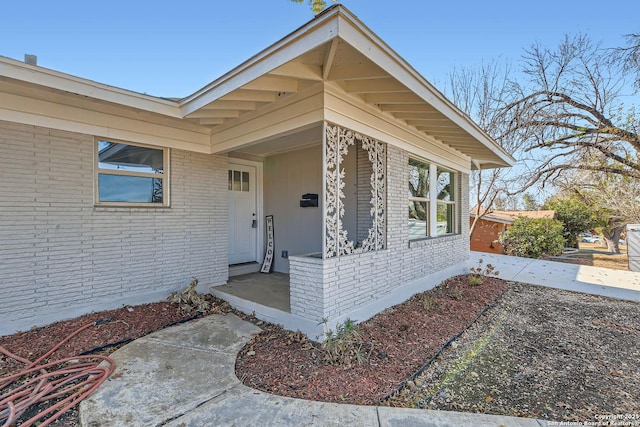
[235,275,506,405]
[4,273,637,425]
[0,297,233,426]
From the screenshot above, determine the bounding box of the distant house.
[0,5,513,337]
[470,209,555,254]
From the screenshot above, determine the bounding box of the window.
[408,158,430,239]
[96,139,168,205]
[228,169,250,192]
[408,158,457,239]
[436,167,456,236]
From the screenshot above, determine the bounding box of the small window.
[228,169,250,192]
[96,139,168,205]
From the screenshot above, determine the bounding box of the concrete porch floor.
[212,272,290,313]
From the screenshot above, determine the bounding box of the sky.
[2,0,639,99]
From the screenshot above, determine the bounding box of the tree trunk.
[602,226,625,254]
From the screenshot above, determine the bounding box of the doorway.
[228,162,259,265]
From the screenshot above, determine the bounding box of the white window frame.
[94,138,170,207]
[408,157,459,239]
[408,158,430,239]
[435,166,457,236]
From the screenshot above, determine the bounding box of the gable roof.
[470,209,556,225]
[0,5,514,168]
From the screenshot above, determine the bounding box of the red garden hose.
[0,319,116,427]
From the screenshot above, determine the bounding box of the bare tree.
[612,33,640,90]
[501,34,640,193]
[444,61,523,236]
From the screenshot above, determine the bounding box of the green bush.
[499,217,565,259]
[543,196,594,248]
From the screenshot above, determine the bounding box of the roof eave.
[0,55,182,118]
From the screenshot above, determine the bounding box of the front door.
[228,163,257,264]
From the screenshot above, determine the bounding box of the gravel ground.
[386,283,640,423]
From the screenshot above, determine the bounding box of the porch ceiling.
[178,6,514,169]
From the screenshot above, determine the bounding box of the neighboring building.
[0,6,513,337]
[470,209,556,254]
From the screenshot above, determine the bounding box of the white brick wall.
[289,143,470,324]
[0,121,228,335]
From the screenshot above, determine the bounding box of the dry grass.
[575,242,628,270]
[548,242,629,271]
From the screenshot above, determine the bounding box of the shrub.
[499,217,565,259]
[320,318,370,368]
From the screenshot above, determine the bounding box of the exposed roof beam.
[186,109,241,119]
[345,78,409,94]
[322,39,339,80]
[327,63,388,81]
[363,92,424,104]
[198,117,225,125]
[219,89,276,102]
[378,104,439,113]
[243,75,298,92]
[391,112,444,120]
[423,130,469,137]
[201,100,257,110]
[404,119,454,126]
[269,62,322,81]
[406,120,460,131]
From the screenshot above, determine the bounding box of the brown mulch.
[3,275,639,425]
[235,275,506,405]
[0,297,233,426]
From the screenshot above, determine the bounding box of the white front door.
[228,163,257,264]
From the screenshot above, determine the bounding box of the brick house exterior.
[0,6,512,337]
[470,210,556,255]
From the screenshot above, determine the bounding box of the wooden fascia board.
[0,91,211,152]
[269,62,323,81]
[363,92,424,104]
[0,56,181,118]
[200,100,258,110]
[186,109,241,119]
[178,14,340,116]
[219,90,276,102]
[334,11,514,168]
[209,85,325,153]
[324,84,471,173]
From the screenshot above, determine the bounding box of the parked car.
[581,235,601,243]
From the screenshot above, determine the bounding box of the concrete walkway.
[80,256,640,426]
[469,251,640,302]
[80,314,546,427]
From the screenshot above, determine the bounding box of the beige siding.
[0,120,228,335]
[263,145,323,273]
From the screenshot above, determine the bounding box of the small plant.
[452,289,464,301]
[320,318,370,368]
[468,259,499,286]
[167,277,211,315]
[422,294,443,312]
